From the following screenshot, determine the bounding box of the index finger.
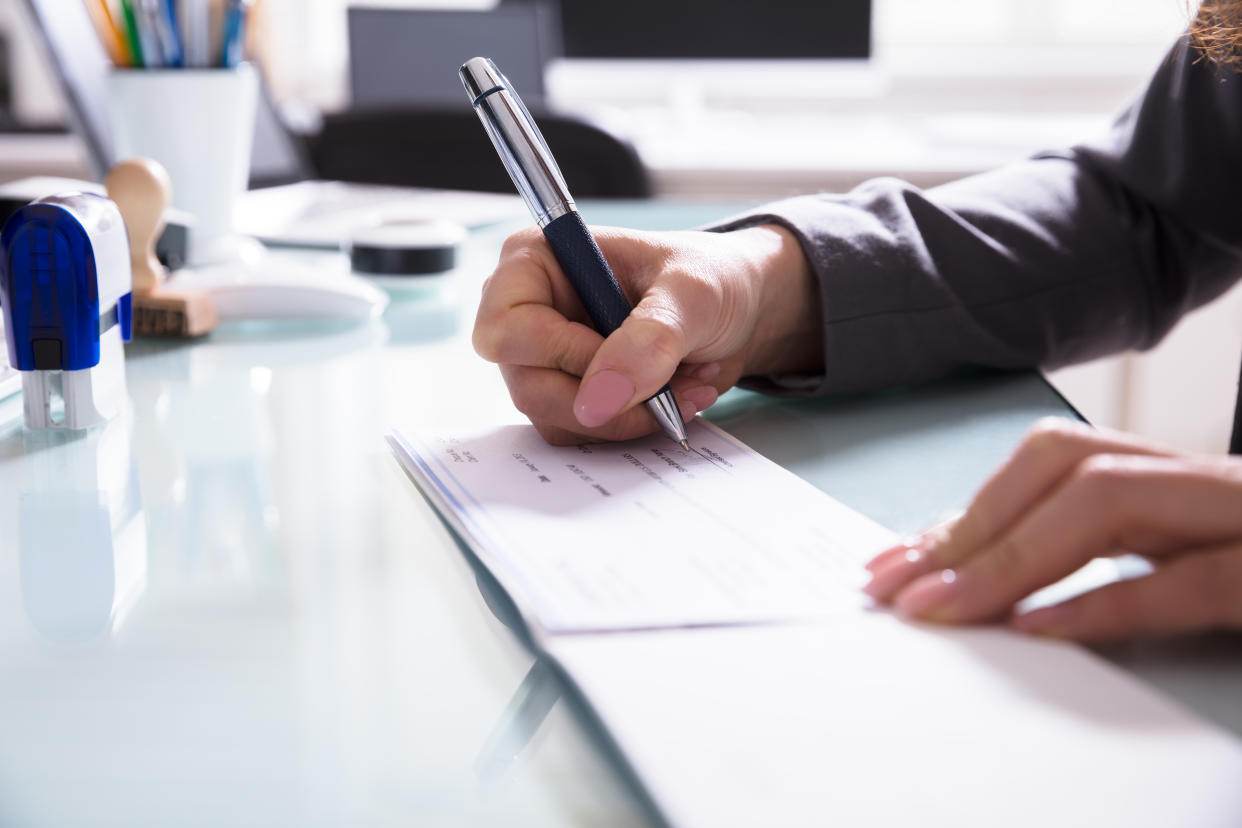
[865,418,1173,601]
[481,225,655,327]
[473,229,598,368]
[894,452,1242,624]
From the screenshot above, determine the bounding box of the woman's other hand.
[864,418,1242,641]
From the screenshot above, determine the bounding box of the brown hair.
[1192,1,1242,66]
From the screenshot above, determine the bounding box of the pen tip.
[679,440,691,452]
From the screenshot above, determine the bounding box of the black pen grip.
[542,211,631,335]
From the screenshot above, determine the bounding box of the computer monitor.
[549,0,877,104]
[559,0,870,60]
[20,0,312,187]
[348,2,560,109]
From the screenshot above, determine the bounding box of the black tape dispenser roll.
[348,220,467,279]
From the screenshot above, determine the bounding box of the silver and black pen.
[459,57,691,451]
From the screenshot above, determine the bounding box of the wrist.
[730,224,824,377]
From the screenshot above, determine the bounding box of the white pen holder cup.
[107,64,257,265]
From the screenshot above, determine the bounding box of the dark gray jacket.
[717,34,1242,410]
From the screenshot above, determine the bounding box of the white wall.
[1048,285,1242,454]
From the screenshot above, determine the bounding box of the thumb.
[572,295,690,429]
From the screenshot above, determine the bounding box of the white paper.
[389,416,1242,828]
[388,418,895,634]
[548,616,1242,828]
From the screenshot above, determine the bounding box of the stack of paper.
[388,419,1242,827]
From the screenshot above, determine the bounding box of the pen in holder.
[106,64,257,265]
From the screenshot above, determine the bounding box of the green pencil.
[118,0,145,67]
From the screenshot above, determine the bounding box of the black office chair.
[306,106,653,199]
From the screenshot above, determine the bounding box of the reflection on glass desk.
[12,416,145,643]
[0,202,1238,827]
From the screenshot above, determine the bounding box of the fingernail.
[680,385,718,413]
[893,569,961,622]
[862,545,929,601]
[694,362,722,382]
[574,370,636,428]
[1012,603,1074,638]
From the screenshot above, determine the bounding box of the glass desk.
[0,202,1237,826]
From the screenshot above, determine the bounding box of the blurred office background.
[1,0,1237,453]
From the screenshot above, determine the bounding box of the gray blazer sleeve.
[712,34,1242,396]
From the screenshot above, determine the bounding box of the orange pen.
[82,0,133,66]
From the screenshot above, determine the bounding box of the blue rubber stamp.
[0,193,133,429]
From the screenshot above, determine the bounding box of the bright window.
[256,0,1194,107]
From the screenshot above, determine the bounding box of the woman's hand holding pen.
[473,224,823,445]
[865,418,1242,641]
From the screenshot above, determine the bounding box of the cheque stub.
[388,418,895,635]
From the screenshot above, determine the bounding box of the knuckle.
[674,265,722,309]
[1072,454,1129,504]
[511,245,547,272]
[550,327,589,377]
[1031,415,1075,435]
[494,246,550,287]
[471,316,503,362]
[499,226,543,257]
[1020,417,1086,458]
[506,380,539,418]
[629,310,687,367]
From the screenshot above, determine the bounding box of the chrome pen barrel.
[460,57,574,228]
